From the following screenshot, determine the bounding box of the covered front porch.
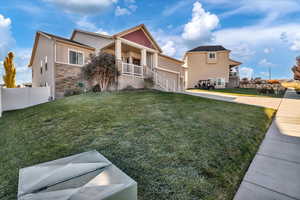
[101,38,159,78]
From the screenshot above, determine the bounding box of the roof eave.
[71,29,113,40]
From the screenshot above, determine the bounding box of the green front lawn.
[189,88,284,98]
[0,90,275,200]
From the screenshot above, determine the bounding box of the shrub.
[82,53,120,91]
[92,84,101,92]
[144,77,154,89]
[64,88,81,97]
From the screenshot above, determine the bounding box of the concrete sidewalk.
[234,89,300,200]
[183,90,281,109]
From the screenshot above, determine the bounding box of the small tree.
[83,53,120,91]
[3,52,16,88]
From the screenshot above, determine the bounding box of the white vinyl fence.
[0,87,50,117]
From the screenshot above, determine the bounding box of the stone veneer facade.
[55,64,83,98]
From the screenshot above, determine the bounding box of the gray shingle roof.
[188,45,228,52]
[40,31,94,49]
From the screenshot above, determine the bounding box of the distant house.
[183,45,242,89]
[28,24,186,98]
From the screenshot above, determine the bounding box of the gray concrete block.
[234,181,295,200]
[244,154,300,199]
[258,139,300,164]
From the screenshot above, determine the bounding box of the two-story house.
[183,45,241,89]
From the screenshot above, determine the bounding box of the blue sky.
[1,0,300,84]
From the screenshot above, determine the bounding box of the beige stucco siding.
[158,55,183,74]
[156,69,179,90]
[186,51,230,88]
[55,41,94,65]
[31,34,55,97]
[72,32,113,52]
[157,55,184,90]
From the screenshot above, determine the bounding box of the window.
[45,56,48,71]
[217,78,225,87]
[208,52,216,60]
[69,50,84,65]
[40,60,43,75]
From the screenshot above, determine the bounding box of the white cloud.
[0,15,11,27]
[152,28,186,59]
[259,58,274,67]
[218,0,300,21]
[290,40,300,51]
[182,1,219,48]
[239,67,254,79]
[75,17,109,35]
[162,41,176,57]
[76,17,97,31]
[259,71,269,78]
[213,23,300,63]
[263,48,272,54]
[128,4,137,11]
[229,43,255,61]
[124,0,135,3]
[44,0,118,15]
[162,0,191,16]
[16,4,42,15]
[0,14,15,60]
[115,6,131,16]
[95,29,109,35]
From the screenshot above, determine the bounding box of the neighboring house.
[28,24,185,98]
[183,45,241,89]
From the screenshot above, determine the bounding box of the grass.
[188,88,284,98]
[0,90,275,200]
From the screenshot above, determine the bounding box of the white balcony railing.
[121,62,144,78]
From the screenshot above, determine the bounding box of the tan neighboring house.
[183,45,241,89]
[28,24,185,98]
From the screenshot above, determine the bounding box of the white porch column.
[129,56,133,64]
[153,52,158,69]
[141,48,147,66]
[115,38,122,60]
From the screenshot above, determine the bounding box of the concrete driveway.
[183,90,282,109]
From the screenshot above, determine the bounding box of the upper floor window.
[45,56,48,71]
[69,50,84,65]
[208,52,216,60]
[40,60,43,75]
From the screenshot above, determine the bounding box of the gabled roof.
[159,53,184,64]
[28,31,94,67]
[71,29,113,40]
[188,45,228,52]
[229,59,242,67]
[40,31,94,48]
[113,24,162,53]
